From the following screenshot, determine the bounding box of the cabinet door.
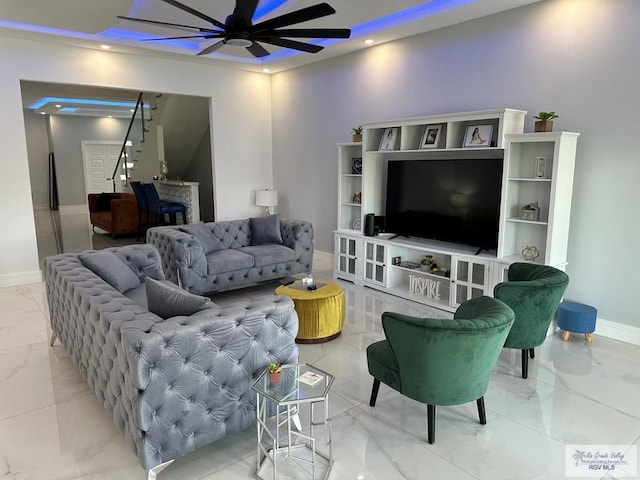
[450,256,491,308]
[335,235,359,281]
[363,240,386,286]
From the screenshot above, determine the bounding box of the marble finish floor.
[5,211,638,479]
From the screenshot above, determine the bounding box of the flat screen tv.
[385,158,503,251]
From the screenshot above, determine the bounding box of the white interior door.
[81,141,125,195]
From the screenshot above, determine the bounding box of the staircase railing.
[111,92,146,192]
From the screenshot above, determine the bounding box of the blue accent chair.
[130,181,149,240]
[141,182,186,227]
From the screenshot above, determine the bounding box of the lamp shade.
[256,189,278,207]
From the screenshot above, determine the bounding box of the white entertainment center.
[334,108,579,312]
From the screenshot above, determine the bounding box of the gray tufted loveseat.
[43,244,298,474]
[146,217,314,295]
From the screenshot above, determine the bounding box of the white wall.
[47,115,132,205]
[22,112,49,209]
[0,36,272,286]
[270,0,640,328]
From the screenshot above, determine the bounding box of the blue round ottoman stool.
[557,302,597,343]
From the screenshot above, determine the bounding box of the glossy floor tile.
[2,213,637,479]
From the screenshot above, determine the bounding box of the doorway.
[81,140,130,195]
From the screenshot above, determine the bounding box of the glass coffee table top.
[253,363,334,405]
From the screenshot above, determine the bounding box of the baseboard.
[594,317,640,346]
[0,270,42,287]
[59,204,88,215]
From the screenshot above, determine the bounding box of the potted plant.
[268,362,282,382]
[351,126,363,143]
[533,112,558,132]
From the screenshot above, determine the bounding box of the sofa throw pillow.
[79,251,141,293]
[145,278,214,319]
[179,223,224,255]
[250,214,283,246]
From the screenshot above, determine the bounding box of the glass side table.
[252,363,334,480]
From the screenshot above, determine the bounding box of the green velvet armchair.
[366,296,514,444]
[493,262,569,379]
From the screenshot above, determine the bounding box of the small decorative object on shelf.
[392,256,402,265]
[520,202,540,221]
[535,156,546,178]
[533,111,558,132]
[352,218,361,230]
[351,126,363,143]
[420,255,438,273]
[408,275,442,300]
[351,156,362,174]
[522,245,540,261]
[352,192,361,204]
[399,261,421,269]
[419,254,448,276]
[268,363,282,383]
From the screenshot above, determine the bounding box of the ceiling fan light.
[226,38,252,48]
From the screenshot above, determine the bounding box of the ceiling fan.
[118,0,351,57]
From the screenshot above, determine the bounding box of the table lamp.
[256,189,278,216]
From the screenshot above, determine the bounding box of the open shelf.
[335,110,578,312]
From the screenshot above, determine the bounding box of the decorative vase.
[269,372,280,383]
[159,160,169,180]
[534,120,553,132]
[352,133,362,142]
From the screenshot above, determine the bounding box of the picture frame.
[379,127,398,151]
[419,124,442,149]
[463,124,493,148]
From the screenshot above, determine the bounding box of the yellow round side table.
[275,280,345,343]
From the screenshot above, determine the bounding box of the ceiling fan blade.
[247,42,270,58]
[141,33,224,41]
[255,28,351,39]
[117,15,219,33]
[252,3,336,32]
[160,0,227,30]
[233,0,260,24]
[259,37,324,54]
[197,40,226,56]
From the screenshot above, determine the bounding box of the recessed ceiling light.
[130,109,135,112]
[39,112,46,115]
[100,44,111,50]
[107,115,113,118]
[262,68,270,73]
[55,104,62,108]
[364,39,374,45]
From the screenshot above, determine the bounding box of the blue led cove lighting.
[262,0,475,63]
[30,97,150,110]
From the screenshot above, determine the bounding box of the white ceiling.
[7,0,541,118]
[1,0,541,74]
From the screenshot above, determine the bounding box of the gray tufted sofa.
[43,244,298,473]
[146,217,314,295]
